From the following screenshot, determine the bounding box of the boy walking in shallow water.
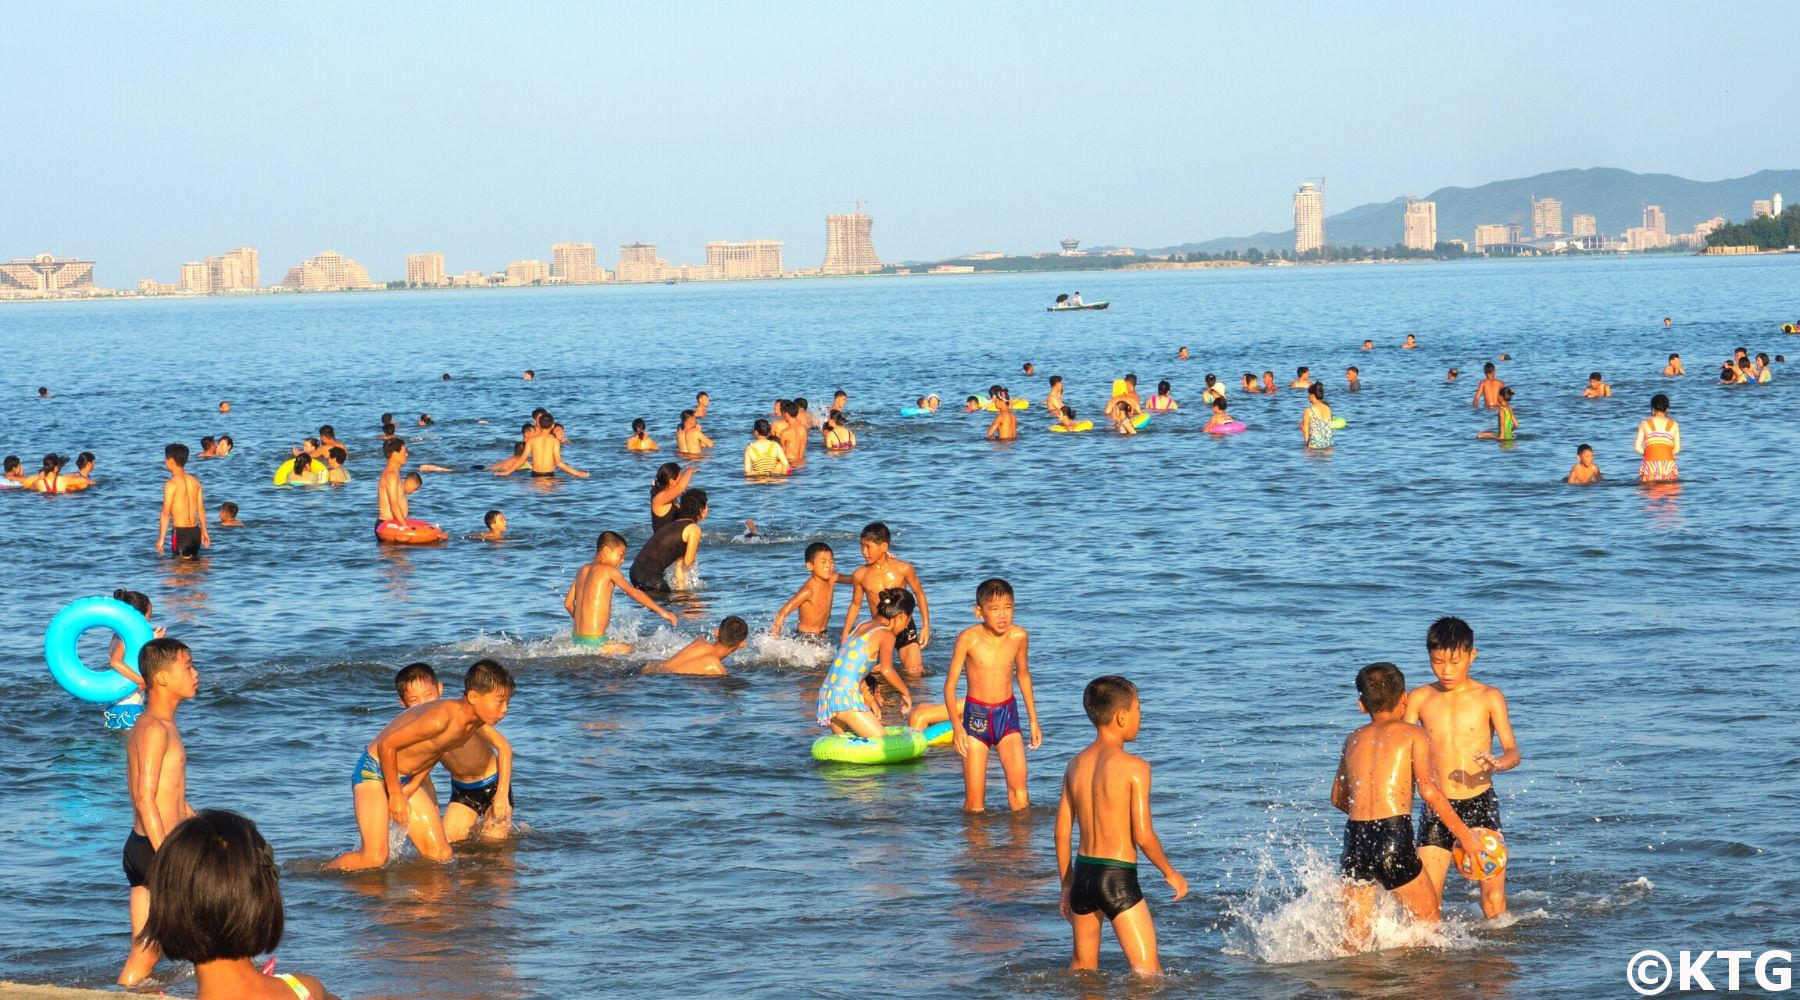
[1056,676,1186,976]
[1404,616,1520,919]
[943,578,1041,811]
[156,443,209,557]
[119,638,199,986]
[842,522,931,677]
[565,531,679,654]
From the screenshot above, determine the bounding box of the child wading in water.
[816,588,913,738]
[943,578,1041,811]
[1477,386,1516,441]
[1301,383,1333,449]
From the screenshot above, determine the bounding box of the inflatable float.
[375,519,448,545]
[1207,421,1247,435]
[899,406,935,417]
[811,725,927,764]
[273,457,326,486]
[923,721,954,747]
[1049,421,1094,433]
[44,596,153,729]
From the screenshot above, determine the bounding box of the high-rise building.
[1292,182,1324,254]
[505,260,550,286]
[1402,199,1437,250]
[1775,193,1785,215]
[822,212,882,274]
[1643,205,1667,235]
[1473,224,1511,251]
[1531,197,1564,238]
[0,254,96,296]
[551,242,601,284]
[210,247,259,290]
[406,252,446,287]
[280,250,375,291]
[617,242,668,283]
[1571,214,1598,237]
[1693,216,1726,240]
[180,260,211,294]
[705,240,783,279]
[1752,199,1773,218]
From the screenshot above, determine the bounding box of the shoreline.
[0,983,121,999]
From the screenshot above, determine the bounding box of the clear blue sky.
[6,2,1794,283]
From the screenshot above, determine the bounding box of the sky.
[5,1,1796,284]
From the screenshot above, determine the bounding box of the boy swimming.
[1346,366,1360,392]
[119,638,199,986]
[644,616,749,676]
[1333,661,1487,948]
[565,531,680,654]
[217,501,241,527]
[395,663,514,844]
[326,660,515,871]
[987,398,1018,440]
[473,509,507,541]
[1056,675,1186,976]
[771,542,850,640]
[1582,371,1612,398]
[943,579,1041,811]
[156,444,209,557]
[1566,444,1601,484]
[842,522,932,677]
[1663,353,1685,376]
[1403,617,1521,919]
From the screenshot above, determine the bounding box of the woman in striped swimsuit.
[1633,393,1681,482]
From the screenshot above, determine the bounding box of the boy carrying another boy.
[1404,616,1520,919]
[644,615,749,676]
[1056,676,1186,976]
[771,542,852,641]
[1332,661,1488,949]
[395,663,514,844]
[119,638,199,986]
[841,522,931,677]
[327,660,515,871]
[565,531,680,654]
[943,578,1041,811]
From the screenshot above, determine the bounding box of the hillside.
[1158,168,1800,254]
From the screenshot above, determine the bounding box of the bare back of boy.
[566,561,624,652]
[1060,742,1173,974]
[645,638,727,676]
[1334,718,1441,927]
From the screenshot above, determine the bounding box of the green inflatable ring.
[811,725,926,764]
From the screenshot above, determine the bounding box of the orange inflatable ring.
[375,519,447,544]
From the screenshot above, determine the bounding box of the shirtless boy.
[327,660,514,871]
[496,412,588,478]
[119,638,199,986]
[395,663,514,844]
[1056,676,1186,976]
[564,531,679,654]
[777,400,808,466]
[644,616,748,676]
[377,438,410,531]
[1289,366,1313,389]
[1566,444,1602,484]
[676,409,713,457]
[1663,353,1685,377]
[156,444,209,557]
[1332,661,1486,949]
[1044,376,1065,415]
[987,399,1018,441]
[1472,363,1505,408]
[1582,371,1613,398]
[841,522,931,677]
[772,542,851,640]
[1403,617,1520,919]
[943,579,1041,811]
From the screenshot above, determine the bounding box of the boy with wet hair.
[1473,362,1505,408]
[1333,661,1487,948]
[944,578,1041,811]
[473,509,507,541]
[1404,617,1520,919]
[565,531,679,654]
[1566,444,1601,484]
[327,660,515,871]
[119,637,199,986]
[3,455,24,485]
[217,501,242,526]
[771,542,850,640]
[1056,675,1186,976]
[986,396,1018,441]
[156,443,209,558]
[1582,371,1612,398]
[645,616,749,676]
[842,521,931,677]
[326,446,350,485]
[394,663,514,844]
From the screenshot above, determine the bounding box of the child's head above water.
[484,509,506,533]
[113,588,152,618]
[1575,444,1593,461]
[403,471,423,493]
[1354,661,1406,715]
[219,501,239,521]
[805,541,834,576]
[716,615,749,649]
[1425,615,1474,654]
[1082,674,1137,728]
[395,662,441,706]
[596,530,626,562]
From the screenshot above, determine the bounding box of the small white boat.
[1047,301,1109,312]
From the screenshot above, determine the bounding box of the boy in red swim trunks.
[943,578,1041,811]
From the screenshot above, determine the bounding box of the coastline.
[0,983,120,999]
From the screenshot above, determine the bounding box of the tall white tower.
[1775,193,1785,216]
[1293,181,1325,254]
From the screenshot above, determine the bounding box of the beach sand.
[0,984,120,999]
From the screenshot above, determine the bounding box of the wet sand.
[0,984,118,1000]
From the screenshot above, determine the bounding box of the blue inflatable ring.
[45,597,152,704]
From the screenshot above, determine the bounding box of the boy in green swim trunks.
[326,659,513,871]
[771,542,852,641]
[645,616,749,676]
[1056,675,1186,976]
[394,663,515,844]
[564,531,679,654]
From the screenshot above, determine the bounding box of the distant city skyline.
[4,3,1794,282]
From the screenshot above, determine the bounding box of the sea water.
[2,255,1797,998]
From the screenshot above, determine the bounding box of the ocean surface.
[2,256,1797,999]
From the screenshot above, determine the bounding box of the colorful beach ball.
[1453,828,1508,881]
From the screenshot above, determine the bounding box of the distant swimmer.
[1472,363,1505,408]
[1023,362,1037,376]
[1200,374,1225,404]
[1754,352,1773,383]
[772,542,852,641]
[943,578,1041,812]
[522,370,535,380]
[1301,384,1334,450]
[395,663,514,844]
[676,410,713,457]
[1404,617,1521,920]
[823,410,857,450]
[1476,387,1516,441]
[156,444,209,557]
[1664,316,1673,328]
[1403,334,1417,349]
[1331,661,1485,950]
[1240,372,1258,395]
[1362,339,1374,350]
[775,400,808,467]
[217,400,230,413]
[627,417,659,452]
[1144,380,1179,413]
[1663,353,1685,377]
[37,386,51,398]
[1204,396,1236,432]
[1346,366,1361,392]
[1053,405,1085,431]
[325,447,350,485]
[1289,366,1313,390]
[326,660,513,872]
[1633,393,1680,482]
[1261,370,1277,394]
[217,501,242,527]
[471,509,507,541]
[1043,377,1065,415]
[496,412,587,478]
[1177,346,1190,360]
[1582,372,1612,398]
[987,394,1018,441]
[565,531,679,654]
[3,455,25,485]
[1447,367,1460,382]
[1566,444,1601,485]
[694,391,711,419]
[1056,675,1186,976]
[644,615,748,676]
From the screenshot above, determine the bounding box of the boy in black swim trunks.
[395,663,515,843]
[841,522,931,677]
[1055,676,1186,976]
[944,578,1041,812]
[155,443,209,558]
[119,638,199,986]
[1332,661,1486,949]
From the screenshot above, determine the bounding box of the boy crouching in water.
[1332,661,1485,949]
[1056,675,1187,976]
[395,663,514,843]
[327,660,514,870]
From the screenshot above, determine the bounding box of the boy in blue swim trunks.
[327,660,514,871]
[394,663,515,844]
[564,531,679,654]
[943,578,1041,811]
